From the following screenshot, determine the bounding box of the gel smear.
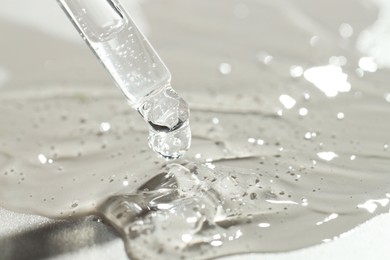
[0,0,390,259]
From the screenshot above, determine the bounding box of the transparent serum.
[57,0,191,159]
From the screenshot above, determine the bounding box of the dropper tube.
[57,0,191,159]
[58,0,171,106]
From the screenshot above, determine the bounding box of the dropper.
[57,0,191,159]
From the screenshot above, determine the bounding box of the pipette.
[57,0,191,159]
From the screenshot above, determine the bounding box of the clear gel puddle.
[1,0,390,259]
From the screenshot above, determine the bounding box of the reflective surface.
[0,0,390,259]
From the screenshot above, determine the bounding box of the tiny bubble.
[290,65,303,78]
[339,23,353,38]
[218,63,232,75]
[310,36,319,46]
[337,112,345,120]
[257,51,273,65]
[250,193,257,200]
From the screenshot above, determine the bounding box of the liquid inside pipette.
[58,0,191,159]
